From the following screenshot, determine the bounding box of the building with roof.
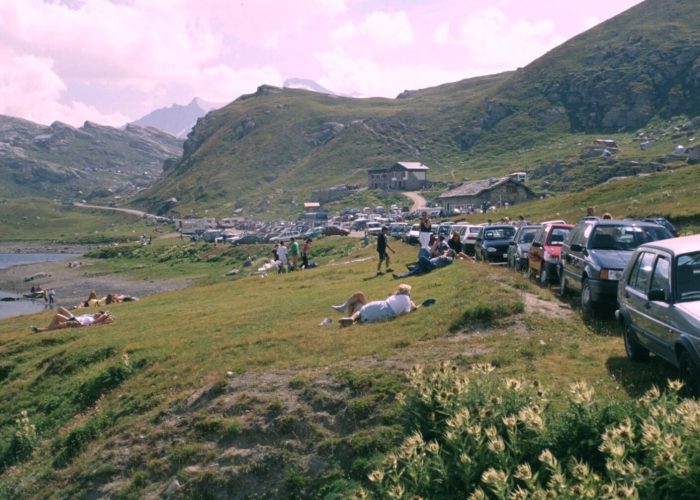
[438,177,537,212]
[368,162,429,191]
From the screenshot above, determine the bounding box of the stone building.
[367,162,429,190]
[438,177,537,212]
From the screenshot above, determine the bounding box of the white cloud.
[450,9,564,70]
[0,52,128,126]
[434,22,450,45]
[195,64,284,103]
[332,10,414,49]
[315,47,471,98]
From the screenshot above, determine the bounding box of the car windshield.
[518,228,538,243]
[483,227,515,240]
[676,251,700,302]
[589,225,672,251]
[547,227,570,246]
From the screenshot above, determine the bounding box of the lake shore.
[0,242,193,313]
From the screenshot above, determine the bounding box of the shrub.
[366,361,700,499]
[0,411,38,471]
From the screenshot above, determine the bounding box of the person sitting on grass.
[332,283,418,327]
[392,249,456,279]
[31,307,114,332]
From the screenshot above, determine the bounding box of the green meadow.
[0,231,679,497]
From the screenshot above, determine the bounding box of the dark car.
[234,233,268,245]
[643,217,679,237]
[616,234,700,396]
[559,219,673,315]
[474,225,516,263]
[323,225,350,236]
[507,225,540,271]
[528,223,573,286]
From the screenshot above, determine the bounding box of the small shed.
[368,162,429,191]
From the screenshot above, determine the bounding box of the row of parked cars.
[473,216,700,396]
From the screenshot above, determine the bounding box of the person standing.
[376,226,395,275]
[289,237,300,271]
[301,238,312,269]
[418,211,432,249]
[276,241,288,273]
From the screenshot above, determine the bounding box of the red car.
[323,225,350,236]
[528,223,574,285]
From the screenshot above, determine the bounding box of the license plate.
[503,253,508,259]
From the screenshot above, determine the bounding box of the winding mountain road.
[401,191,427,211]
[72,202,150,218]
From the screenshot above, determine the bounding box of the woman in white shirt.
[32,307,114,332]
[332,284,417,327]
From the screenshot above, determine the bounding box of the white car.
[366,221,384,236]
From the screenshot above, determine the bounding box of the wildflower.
[509,486,529,500]
[460,453,472,465]
[569,380,594,405]
[388,484,405,499]
[468,488,487,500]
[640,420,662,445]
[367,470,384,483]
[615,484,636,498]
[467,424,482,437]
[539,449,558,469]
[386,453,398,470]
[505,378,522,391]
[490,395,502,405]
[487,437,506,454]
[570,459,590,479]
[485,426,498,440]
[426,441,440,455]
[471,363,495,374]
[502,415,517,428]
[668,379,685,392]
[481,468,507,487]
[354,488,368,499]
[439,360,451,373]
[395,392,406,405]
[122,352,131,369]
[601,484,614,496]
[513,463,533,481]
[548,473,566,490]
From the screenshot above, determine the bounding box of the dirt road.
[401,191,427,211]
[73,202,149,218]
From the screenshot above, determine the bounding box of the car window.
[590,225,671,251]
[519,228,538,243]
[630,252,655,291]
[650,257,670,300]
[676,251,700,302]
[548,227,570,245]
[532,228,545,244]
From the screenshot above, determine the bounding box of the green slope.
[134,0,700,219]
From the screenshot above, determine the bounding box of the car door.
[644,254,676,362]
[563,223,591,292]
[623,251,670,357]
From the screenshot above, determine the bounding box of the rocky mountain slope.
[134,0,700,218]
[131,98,221,138]
[0,116,182,202]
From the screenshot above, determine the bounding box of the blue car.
[474,225,516,263]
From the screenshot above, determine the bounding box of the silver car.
[616,234,700,396]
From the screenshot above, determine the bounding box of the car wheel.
[539,266,549,287]
[623,320,649,361]
[679,351,700,398]
[580,279,597,316]
[559,271,569,297]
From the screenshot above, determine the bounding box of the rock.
[24,272,51,282]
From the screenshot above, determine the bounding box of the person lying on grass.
[31,307,114,332]
[79,291,138,308]
[392,248,456,279]
[331,283,434,327]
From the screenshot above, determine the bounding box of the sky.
[0,0,644,128]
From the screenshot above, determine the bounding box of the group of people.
[271,238,313,273]
[30,290,137,333]
[25,285,55,304]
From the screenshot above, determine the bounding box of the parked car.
[474,225,516,262]
[233,233,267,245]
[507,225,540,271]
[323,225,350,236]
[437,221,455,238]
[528,223,573,285]
[643,216,679,237]
[461,225,483,256]
[404,224,421,245]
[559,219,674,315]
[303,227,324,239]
[388,222,409,239]
[269,230,302,243]
[616,234,700,396]
[366,221,384,236]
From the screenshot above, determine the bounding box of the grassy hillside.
[132,0,700,219]
[0,236,677,497]
[0,198,152,244]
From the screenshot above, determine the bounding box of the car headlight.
[487,247,497,252]
[600,269,623,280]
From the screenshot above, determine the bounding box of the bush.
[0,411,38,471]
[364,361,700,499]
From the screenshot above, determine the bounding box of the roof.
[439,177,534,199]
[639,233,700,256]
[396,161,429,171]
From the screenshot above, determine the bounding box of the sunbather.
[332,283,418,326]
[31,307,114,332]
